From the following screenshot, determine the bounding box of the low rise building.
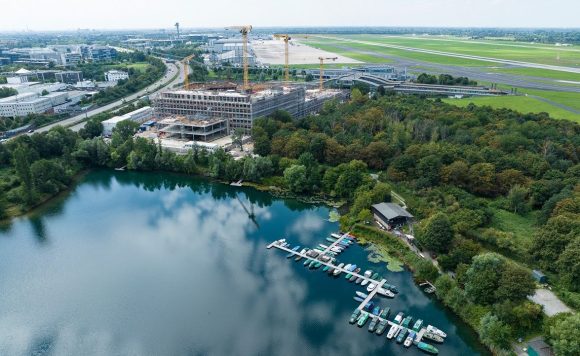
[55,71,83,84]
[371,202,414,228]
[105,70,129,82]
[102,106,154,135]
[0,93,52,117]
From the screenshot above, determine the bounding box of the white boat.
[344,264,352,271]
[387,325,398,339]
[377,288,395,298]
[426,325,447,338]
[333,263,345,276]
[394,312,404,323]
[404,332,415,347]
[367,283,376,292]
[361,270,372,286]
[319,244,329,249]
[355,291,368,298]
[331,233,342,239]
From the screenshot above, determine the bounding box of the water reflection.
[0,171,487,356]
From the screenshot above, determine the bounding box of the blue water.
[0,170,488,355]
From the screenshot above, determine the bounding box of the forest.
[0,90,578,354]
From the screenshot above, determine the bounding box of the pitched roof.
[372,202,413,220]
[15,68,32,74]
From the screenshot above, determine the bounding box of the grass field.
[105,62,150,73]
[489,208,538,251]
[442,95,580,122]
[348,35,580,68]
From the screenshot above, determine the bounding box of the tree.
[30,159,69,194]
[479,313,512,350]
[13,145,33,204]
[284,164,307,194]
[468,163,497,196]
[506,185,529,215]
[112,120,140,142]
[0,87,18,99]
[41,89,49,96]
[231,128,244,151]
[418,212,453,253]
[557,237,580,291]
[80,119,103,139]
[464,253,504,305]
[252,126,271,156]
[549,313,580,356]
[494,262,535,302]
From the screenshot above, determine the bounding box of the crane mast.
[273,34,291,81]
[226,25,252,91]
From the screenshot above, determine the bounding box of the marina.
[268,232,444,354]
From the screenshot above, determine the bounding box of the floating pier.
[267,233,442,353]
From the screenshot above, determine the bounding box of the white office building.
[0,93,52,117]
[102,106,153,135]
[105,70,129,82]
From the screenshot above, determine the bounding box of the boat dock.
[267,233,442,352]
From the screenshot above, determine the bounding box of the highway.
[37,59,184,133]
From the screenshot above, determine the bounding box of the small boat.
[349,309,361,324]
[313,261,322,269]
[319,244,329,249]
[348,264,357,272]
[367,283,376,292]
[426,325,447,338]
[375,318,389,335]
[349,274,357,282]
[303,259,311,266]
[356,291,368,298]
[286,246,300,258]
[394,312,404,324]
[417,342,439,354]
[354,296,365,302]
[364,301,374,311]
[371,272,380,280]
[368,316,379,332]
[387,324,398,339]
[423,331,444,343]
[295,248,307,261]
[377,288,395,298]
[388,284,399,294]
[357,311,370,327]
[402,316,413,328]
[333,263,345,276]
[380,307,391,319]
[404,331,416,347]
[372,306,381,316]
[412,319,423,331]
[355,276,363,284]
[331,233,342,239]
[344,263,352,270]
[396,328,407,343]
[345,273,352,279]
[322,265,330,272]
[326,237,337,243]
[361,270,372,286]
[308,260,316,268]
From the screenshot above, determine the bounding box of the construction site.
[150,26,347,155]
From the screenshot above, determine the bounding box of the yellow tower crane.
[182,53,197,89]
[273,34,291,81]
[318,56,337,90]
[226,25,253,91]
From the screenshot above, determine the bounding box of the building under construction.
[153,85,346,134]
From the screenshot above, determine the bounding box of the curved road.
[37,60,183,133]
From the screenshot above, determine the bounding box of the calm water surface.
[0,171,489,355]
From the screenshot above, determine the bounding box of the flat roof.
[372,202,413,220]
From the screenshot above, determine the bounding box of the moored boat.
[368,316,379,332]
[404,331,416,347]
[377,288,395,298]
[364,301,374,311]
[349,309,361,324]
[313,261,322,269]
[295,248,308,261]
[361,270,372,286]
[396,328,407,343]
[354,296,365,302]
[308,260,316,268]
[348,264,357,271]
[357,311,370,327]
[356,291,368,298]
[402,316,413,328]
[345,273,353,279]
[375,318,389,335]
[371,272,380,280]
[355,276,363,284]
[367,283,376,292]
[423,331,444,343]
[303,259,311,266]
[394,312,404,324]
[372,306,381,316]
[387,324,398,339]
[286,246,300,258]
[412,319,423,331]
[322,265,330,272]
[326,237,337,243]
[333,263,345,276]
[417,342,439,354]
[331,233,342,239]
[426,325,447,338]
[380,307,391,319]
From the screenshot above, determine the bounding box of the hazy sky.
[1,0,578,31]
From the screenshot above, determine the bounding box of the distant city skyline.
[0,0,578,32]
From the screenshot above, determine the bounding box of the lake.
[0,170,489,355]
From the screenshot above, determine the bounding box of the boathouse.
[371,202,413,228]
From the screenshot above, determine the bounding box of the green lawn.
[443,95,580,123]
[489,208,538,250]
[348,35,580,68]
[105,62,150,73]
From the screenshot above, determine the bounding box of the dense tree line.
[416,73,478,86]
[0,87,17,99]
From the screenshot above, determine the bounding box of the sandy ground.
[252,39,360,65]
[528,288,572,316]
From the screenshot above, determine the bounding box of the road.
[315,35,580,74]
[37,60,183,133]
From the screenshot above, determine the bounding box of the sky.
[0,0,578,31]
